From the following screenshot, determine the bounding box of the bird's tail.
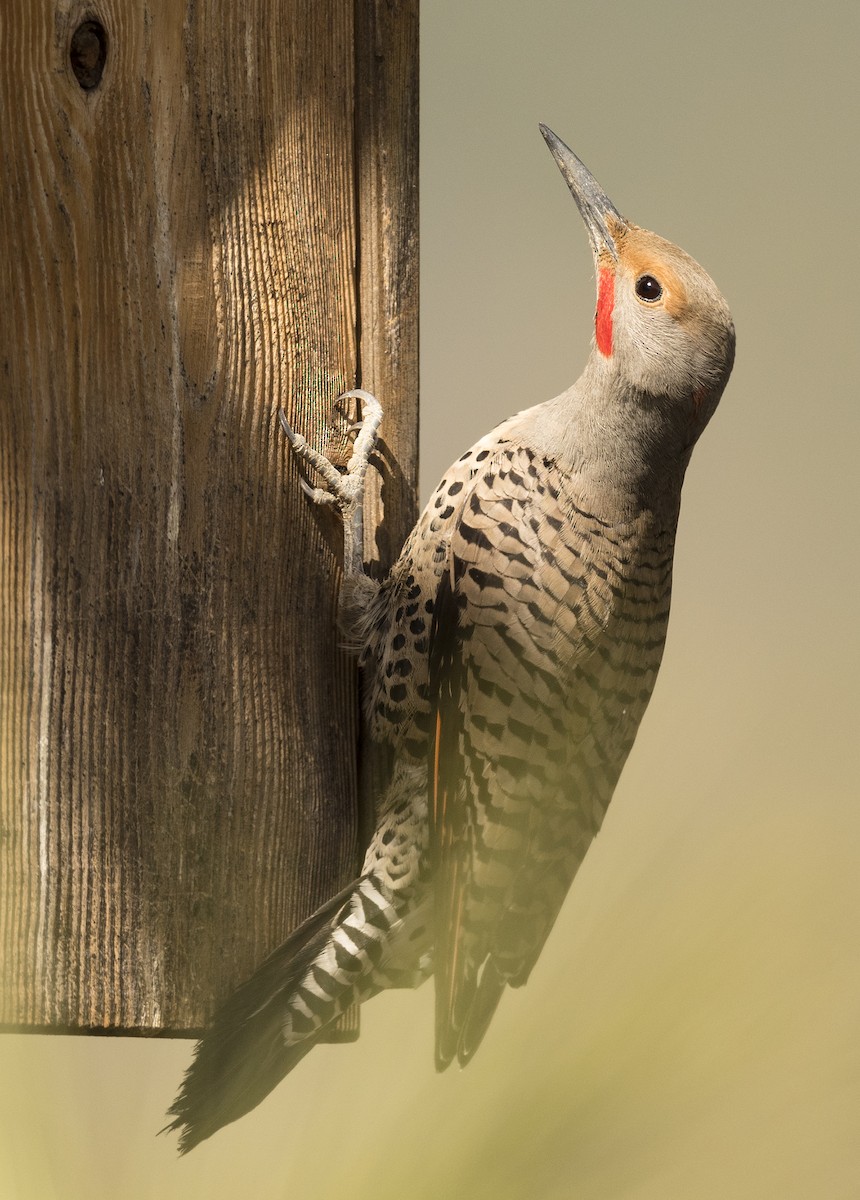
[165,873,401,1153]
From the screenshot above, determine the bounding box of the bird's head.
[540,125,735,448]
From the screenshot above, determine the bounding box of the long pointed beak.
[539,124,626,262]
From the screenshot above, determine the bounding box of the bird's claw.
[298,476,338,507]
[278,390,383,515]
[338,390,383,473]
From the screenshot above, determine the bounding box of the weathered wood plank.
[0,0,418,1033]
[356,0,420,574]
[354,0,420,861]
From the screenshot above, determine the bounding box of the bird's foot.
[279,390,382,512]
[279,389,383,578]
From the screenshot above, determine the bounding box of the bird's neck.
[526,355,691,524]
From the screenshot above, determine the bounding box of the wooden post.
[0,0,418,1034]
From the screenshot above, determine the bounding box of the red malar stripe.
[596,268,614,356]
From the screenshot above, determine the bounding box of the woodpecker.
[167,125,735,1151]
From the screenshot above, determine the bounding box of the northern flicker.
[167,125,735,1151]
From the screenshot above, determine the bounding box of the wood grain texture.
[354,0,420,845]
[356,0,419,574]
[0,0,418,1033]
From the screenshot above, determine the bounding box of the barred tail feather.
[165,878,362,1154]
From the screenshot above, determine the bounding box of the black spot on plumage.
[361,889,391,931]
[395,658,413,676]
[347,925,372,952]
[389,683,408,703]
[392,633,406,650]
[541,547,584,587]
[476,449,490,461]
[440,505,455,520]
[448,480,464,496]
[289,1006,318,1035]
[494,636,563,699]
[492,681,514,706]
[591,641,614,666]
[622,660,651,678]
[471,713,505,740]
[503,754,546,783]
[508,716,539,743]
[409,618,425,635]
[477,597,509,614]
[526,600,553,624]
[334,940,362,972]
[468,566,504,590]
[475,674,493,697]
[497,520,524,542]
[297,985,329,1017]
[460,522,493,550]
[311,965,336,995]
[405,602,419,616]
[364,938,384,966]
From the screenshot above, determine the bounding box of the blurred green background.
[4,1,860,1196]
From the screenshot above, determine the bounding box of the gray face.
[541,127,735,439]
[607,223,735,419]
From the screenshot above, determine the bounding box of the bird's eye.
[635,274,663,302]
